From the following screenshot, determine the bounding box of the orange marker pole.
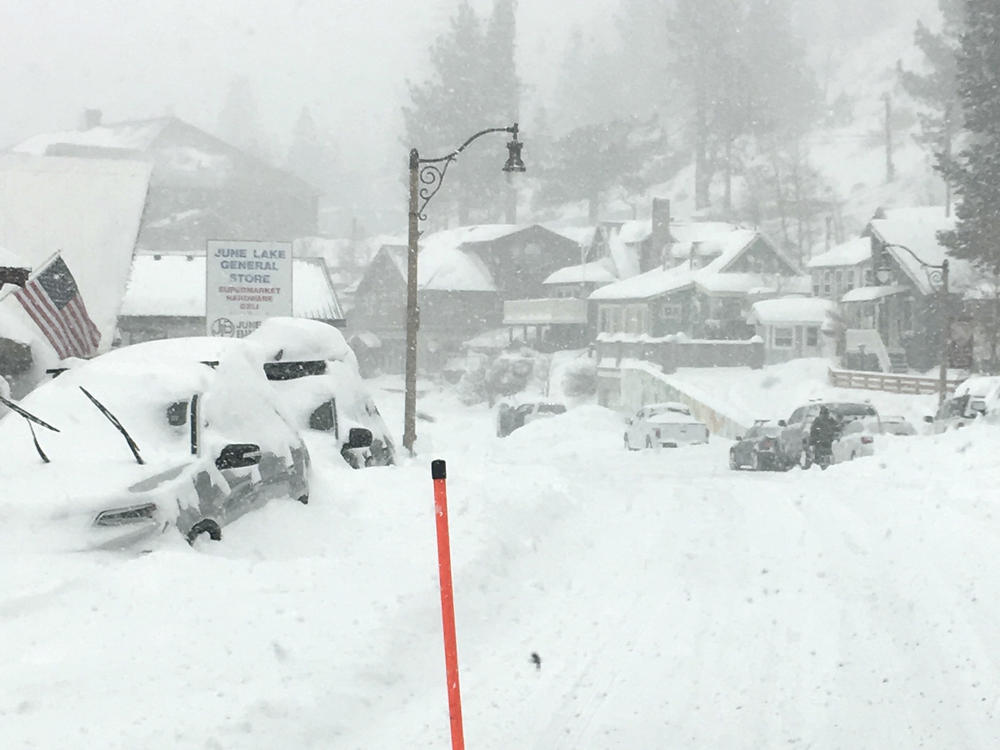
[431,459,465,750]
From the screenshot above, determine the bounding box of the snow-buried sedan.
[0,339,309,550]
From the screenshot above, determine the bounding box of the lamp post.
[875,243,950,404]
[403,124,525,455]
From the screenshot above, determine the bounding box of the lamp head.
[875,265,892,285]
[503,129,526,173]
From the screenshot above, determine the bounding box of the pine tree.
[218,76,273,162]
[938,0,1000,265]
[286,107,339,196]
[898,0,965,214]
[402,0,520,226]
[938,0,1000,370]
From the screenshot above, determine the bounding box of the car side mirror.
[777,419,787,427]
[923,415,934,423]
[346,427,373,449]
[216,443,261,470]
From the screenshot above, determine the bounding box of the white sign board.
[206,239,293,338]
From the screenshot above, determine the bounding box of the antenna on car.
[78,386,144,465]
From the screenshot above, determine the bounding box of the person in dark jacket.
[809,406,840,459]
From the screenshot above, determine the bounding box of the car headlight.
[93,503,158,527]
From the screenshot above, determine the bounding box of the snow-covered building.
[350,224,580,372]
[0,154,151,392]
[12,113,319,257]
[839,207,973,372]
[590,226,808,340]
[116,254,344,345]
[748,297,837,364]
[806,236,873,300]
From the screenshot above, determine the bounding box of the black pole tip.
[431,459,447,480]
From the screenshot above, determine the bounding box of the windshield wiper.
[79,386,144,465]
[0,393,60,463]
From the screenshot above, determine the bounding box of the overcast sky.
[0,0,613,193]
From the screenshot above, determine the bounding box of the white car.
[831,419,876,463]
[881,415,917,436]
[624,402,709,450]
[0,339,310,551]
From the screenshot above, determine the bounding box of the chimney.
[81,109,102,130]
[651,197,672,268]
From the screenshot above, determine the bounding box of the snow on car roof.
[246,317,359,372]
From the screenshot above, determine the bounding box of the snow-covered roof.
[750,297,836,326]
[12,119,171,155]
[0,153,151,353]
[543,259,617,286]
[545,224,598,248]
[840,284,908,303]
[427,224,532,247]
[806,237,872,269]
[868,207,971,295]
[590,229,790,301]
[119,254,344,320]
[417,232,495,291]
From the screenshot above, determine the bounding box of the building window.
[812,283,820,296]
[823,271,831,296]
[834,270,843,294]
[773,327,794,348]
[612,307,624,332]
[864,268,874,286]
[599,307,611,332]
[806,327,819,347]
[625,304,646,334]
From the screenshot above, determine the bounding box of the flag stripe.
[13,255,100,359]
[17,285,74,358]
[26,284,78,358]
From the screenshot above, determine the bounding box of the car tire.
[729,451,739,470]
[297,494,309,505]
[186,519,222,545]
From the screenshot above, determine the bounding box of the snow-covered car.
[0,339,309,550]
[729,421,783,470]
[830,419,876,463]
[778,400,882,465]
[244,318,396,467]
[496,399,567,438]
[624,402,709,450]
[927,375,1000,433]
[881,415,917,436]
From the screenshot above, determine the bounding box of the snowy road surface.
[1,386,998,749]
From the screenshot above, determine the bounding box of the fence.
[594,334,764,373]
[828,367,963,395]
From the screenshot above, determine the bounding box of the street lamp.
[403,123,525,455]
[876,243,950,404]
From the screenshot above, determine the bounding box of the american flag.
[14,255,101,359]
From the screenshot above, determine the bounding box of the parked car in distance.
[0,339,310,551]
[777,400,882,467]
[624,402,709,450]
[729,420,783,470]
[497,399,567,438]
[927,375,1000,433]
[881,415,917,436]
